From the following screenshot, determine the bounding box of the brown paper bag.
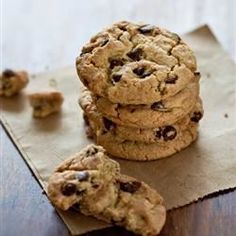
[1,25,236,235]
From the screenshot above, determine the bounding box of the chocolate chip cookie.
[47,144,166,235]
[82,98,203,143]
[76,21,198,104]
[28,91,64,118]
[0,69,29,97]
[79,80,199,128]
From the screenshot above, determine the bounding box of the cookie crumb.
[0,69,29,96]
[28,91,64,118]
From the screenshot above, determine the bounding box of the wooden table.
[1,1,236,235]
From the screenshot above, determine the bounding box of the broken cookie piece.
[0,69,29,97]
[47,144,166,236]
[28,91,64,118]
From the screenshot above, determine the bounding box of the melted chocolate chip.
[151,101,165,111]
[120,181,141,193]
[138,24,155,34]
[77,171,89,181]
[112,74,122,83]
[103,117,115,130]
[127,48,143,61]
[191,112,202,123]
[109,59,124,69]
[3,69,15,78]
[86,147,98,156]
[165,75,178,84]
[162,126,177,141]
[61,183,77,196]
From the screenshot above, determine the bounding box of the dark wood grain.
[1,125,69,236]
[1,124,236,236]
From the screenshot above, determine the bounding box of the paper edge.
[168,186,236,211]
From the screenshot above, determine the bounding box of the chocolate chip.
[82,79,89,86]
[77,171,89,181]
[120,181,141,193]
[100,39,109,47]
[34,106,42,111]
[194,72,201,76]
[194,72,201,79]
[170,33,181,42]
[133,67,145,76]
[138,24,155,34]
[191,112,202,123]
[154,128,162,139]
[133,67,153,78]
[112,74,122,83]
[162,126,177,141]
[61,183,77,196]
[127,48,143,61]
[151,101,165,111]
[109,59,124,69]
[3,69,15,78]
[83,113,89,125]
[80,39,109,56]
[81,46,93,55]
[86,146,98,156]
[103,117,115,130]
[92,184,99,189]
[118,25,127,31]
[165,75,178,84]
[72,203,80,211]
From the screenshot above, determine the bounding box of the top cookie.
[76,21,198,104]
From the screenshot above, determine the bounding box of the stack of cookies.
[76,21,203,161]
